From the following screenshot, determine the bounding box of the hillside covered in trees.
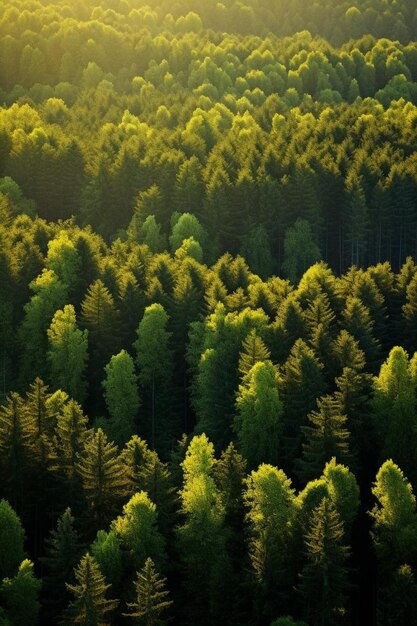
[2,0,417,625]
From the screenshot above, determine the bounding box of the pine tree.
[214,442,246,523]
[238,328,271,377]
[81,280,119,412]
[0,500,25,580]
[370,460,417,571]
[76,428,128,529]
[0,393,34,510]
[235,360,283,469]
[244,464,297,621]
[111,491,165,573]
[55,399,88,481]
[47,305,88,403]
[102,350,139,446]
[91,530,123,591]
[124,558,172,626]
[299,395,351,483]
[281,339,326,472]
[176,435,230,626]
[299,498,350,626]
[62,554,118,626]
[134,304,173,451]
[0,559,41,626]
[41,508,83,617]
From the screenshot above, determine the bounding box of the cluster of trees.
[3,206,417,622]
[2,400,417,626]
[4,0,417,623]
[3,26,417,270]
[1,0,417,67]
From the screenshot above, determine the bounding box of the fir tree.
[62,554,118,626]
[299,395,351,483]
[238,328,271,377]
[124,558,172,626]
[0,560,41,626]
[76,428,128,529]
[299,498,350,626]
[41,508,83,617]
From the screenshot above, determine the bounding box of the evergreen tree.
[91,530,123,591]
[235,360,283,469]
[112,491,165,573]
[47,305,88,403]
[62,554,118,626]
[56,400,90,483]
[41,508,83,618]
[81,280,119,411]
[0,393,34,510]
[244,464,297,620]
[0,560,41,626]
[238,328,271,377]
[176,434,229,626]
[0,500,25,580]
[299,395,351,483]
[102,350,139,446]
[370,460,417,571]
[76,428,128,529]
[134,304,174,451]
[299,498,350,626]
[124,557,172,626]
[281,339,326,472]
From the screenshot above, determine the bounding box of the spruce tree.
[134,303,173,451]
[0,500,26,580]
[299,395,351,483]
[244,464,297,620]
[124,558,172,626]
[102,350,139,446]
[0,393,34,510]
[41,508,83,618]
[0,559,41,626]
[238,328,271,377]
[235,360,283,469]
[299,498,349,626]
[76,428,128,529]
[112,490,165,580]
[47,305,88,403]
[62,553,118,626]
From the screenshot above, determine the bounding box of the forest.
[2,0,417,625]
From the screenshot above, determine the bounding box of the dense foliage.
[2,0,417,624]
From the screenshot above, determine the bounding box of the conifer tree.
[214,442,246,523]
[0,393,34,509]
[235,360,283,469]
[244,464,297,620]
[47,305,88,403]
[238,328,271,377]
[299,395,351,483]
[0,500,25,580]
[299,498,349,626]
[76,428,128,528]
[281,339,326,471]
[0,559,41,626]
[124,557,172,626]
[370,460,417,570]
[91,530,123,591]
[41,508,83,617]
[56,400,90,483]
[102,350,139,446]
[134,304,173,451]
[176,434,229,626]
[81,279,119,410]
[112,491,165,573]
[62,553,118,626]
